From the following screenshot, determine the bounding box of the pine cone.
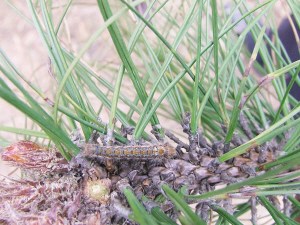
[0,135,279,224]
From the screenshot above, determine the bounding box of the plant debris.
[0,118,283,224]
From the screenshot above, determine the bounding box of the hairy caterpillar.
[84,143,176,159]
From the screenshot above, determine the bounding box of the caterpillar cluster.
[84,143,176,159]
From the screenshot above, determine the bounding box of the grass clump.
[0,0,300,224]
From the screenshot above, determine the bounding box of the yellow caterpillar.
[84,143,176,159]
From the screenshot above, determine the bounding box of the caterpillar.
[84,143,176,159]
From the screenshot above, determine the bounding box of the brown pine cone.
[0,137,279,224]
